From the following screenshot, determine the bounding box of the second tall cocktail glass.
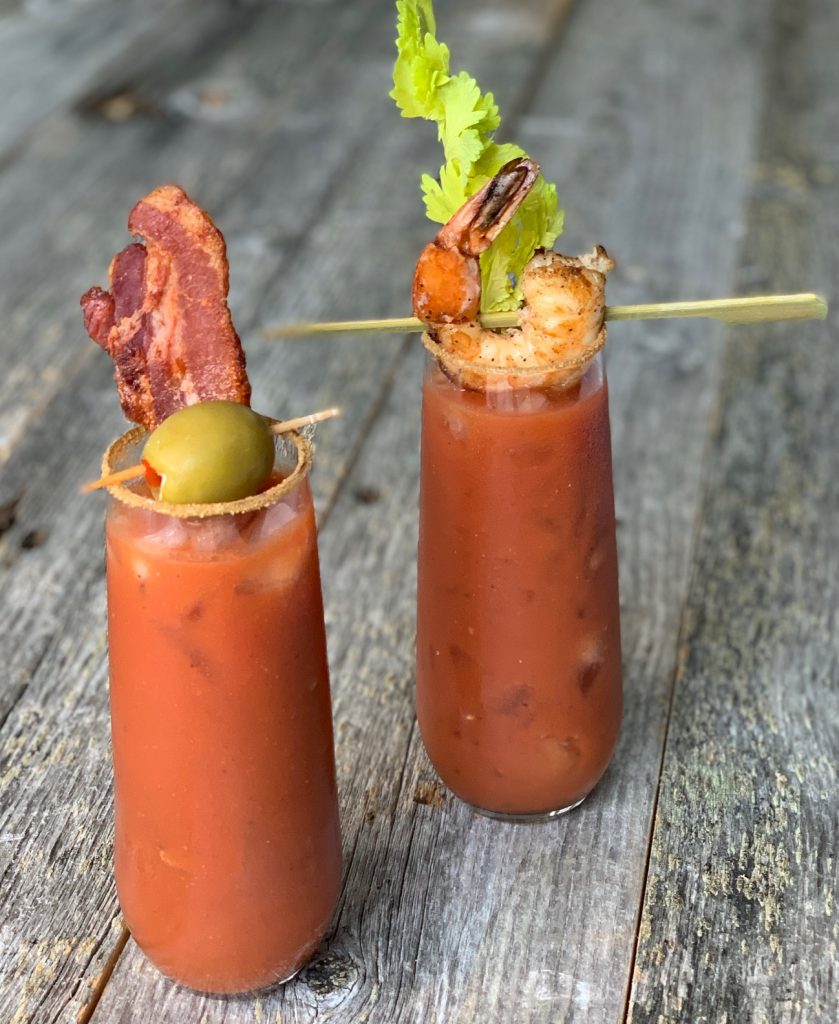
[416,340,622,821]
[103,428,341,994]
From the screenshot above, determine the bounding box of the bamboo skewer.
[260,292,827,339]
[82,406,342,494]
[606,293,827,324]
[83,289,828,494]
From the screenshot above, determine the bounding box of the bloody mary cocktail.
[416,349,622,819]
[104,430,341,993]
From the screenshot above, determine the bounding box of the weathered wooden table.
[1,0,836,1021]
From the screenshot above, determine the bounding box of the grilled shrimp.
[412,157,540,324]
[413,162,614,385]
[433,247,614,369]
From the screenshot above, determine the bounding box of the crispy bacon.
[80,286,114,347]
[81,185,250,429]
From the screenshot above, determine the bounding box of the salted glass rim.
[421,326,606,386]
[102,425,312,519]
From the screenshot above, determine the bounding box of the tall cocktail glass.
[416,338,622,821]
[103,428,341,993]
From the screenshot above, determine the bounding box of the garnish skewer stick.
[260,292,827,339]
[82,406,342,494]
[265,406,341,433]
[81,465,144,493]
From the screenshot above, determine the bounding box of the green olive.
[142,401,275,504]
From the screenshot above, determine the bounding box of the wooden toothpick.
[260,292,827,339]
[82,463,146,493]
[267,406,341,434]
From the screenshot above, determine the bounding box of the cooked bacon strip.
[80,286,114,348]
[80,185,250,429]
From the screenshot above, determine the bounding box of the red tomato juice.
[416,354,622,818]
[105,476,341,993]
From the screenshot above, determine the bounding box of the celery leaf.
[391,0,563,310]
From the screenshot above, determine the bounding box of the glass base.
[469,795,586,823]
[162,964,302,998]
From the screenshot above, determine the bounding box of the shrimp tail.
[413,158,540,325]
[439,157,540,253]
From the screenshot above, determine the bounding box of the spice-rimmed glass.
[103,427,341,993]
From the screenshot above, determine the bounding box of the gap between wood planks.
[68,1,583,1017]
[317,335,414,531]
[617,263,735,1024]
[617,616,703,1024]
[502,0,579,130]
[618,0,815,1017]
[76,926,130,1024]
[0,0,387,741]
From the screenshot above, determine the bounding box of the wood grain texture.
[92,0,779,1020]
[2,0,829,1020]
[0,2,578,1022]
[0,0,343,463]
[0,0,212,158]
[628,0,839,1020]
[0,2,408,1020]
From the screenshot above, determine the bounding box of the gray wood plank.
[0,1,410,1019]
[0,0,558,724]
[0,0,390,721]
[0,0,214,158]
[91,0,779,1021]
[0,0,341,462]
[0,0,548,464]
[628,0,839,1020]
[0,3,575,1022]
